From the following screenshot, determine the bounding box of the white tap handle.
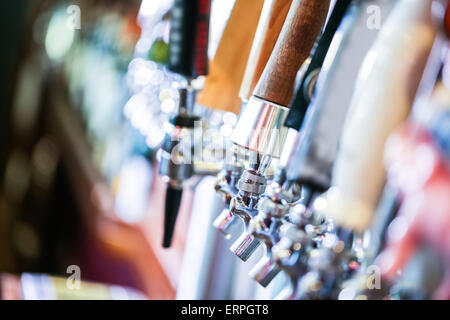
[321,0,438,231]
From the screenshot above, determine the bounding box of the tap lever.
[230,232,261,262]
[213,209,239,238]
[163,185,183,248]
[228,196,261,261]
[249,255,281,287]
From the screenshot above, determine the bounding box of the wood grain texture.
[196,0,264,114]
[239,0,293,101]
[254,0,330,107]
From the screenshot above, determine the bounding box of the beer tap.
[266,3,394,291]
[159,0,211,248]
[247,0,354,287]
[213,0,293,238]
[246,171,297,287]
[271,222,314,299]
[281,0,393,229]
[296,230,360,300]
[238,0,294,104]
[227,0,331,262]
[305,0,439,297]
[213,145,245,237]
[316,0,437,235]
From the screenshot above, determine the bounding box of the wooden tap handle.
[254,0,330,107]
[239,0,293,101]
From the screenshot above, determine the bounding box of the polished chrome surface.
[213,209,239,238]
[231,96,289,158]
[230,232,261,262]
[249,255,281,288]
[237,170,267,194]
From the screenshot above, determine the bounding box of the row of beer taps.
[211,0,450,300]
[154,0,450,299]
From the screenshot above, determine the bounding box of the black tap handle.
[284,0,352,130]
[163,186,184,248]
[168,0,211,78]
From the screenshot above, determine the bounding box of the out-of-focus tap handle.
[284,0,352,130]
[239,0,293,102]
[159,112,199,248]
[319,0,438,232]
[162,0,211,248]
[445,0,450,37]
[377,123,450,299]
[248,255,281,288]
[168,0,211,78]
[253,0,330,107]
[196,0,265,114]
[284,2,362,190]
[163,185,183,248]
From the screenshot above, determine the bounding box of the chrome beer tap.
[265,0,397,291]
[228,153,272,261]
[283,0,394,227]
[227,0,331,262]
[212,0,293,238]
[213,146,245,238]
[295,229,360,299]
[271,222,315,299]
[159,0,211,248]
[271,0,388,270]
[305,0,440,296]
[246,168,302,287]
[248,0,362,287]
[159,82,202,247]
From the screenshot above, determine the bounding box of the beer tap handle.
[163,185,183,248]
[168,0,211,78]
[318,0,438,232]
[253,0,330,107]
[232,0,330,158]
[285,0,352,130]
[239,0,293,102]
[196,0,265,114]
[161,0,211,248]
